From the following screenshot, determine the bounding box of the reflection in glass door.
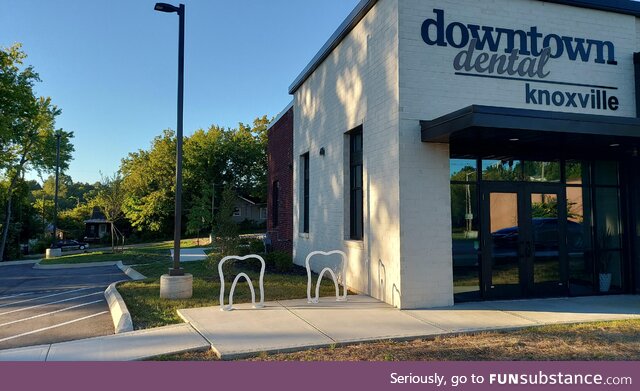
[483,186,566,299]
[484,190,523,298]
[528,192,565,296]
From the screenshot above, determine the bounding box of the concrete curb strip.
[105,281,134,334]
[29,258,148,334]
[116,261,146,281]
[33,260,121,269]
[0,259,41,267]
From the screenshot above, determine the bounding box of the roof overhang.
[421,106,640,158]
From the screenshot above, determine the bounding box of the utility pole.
[52,132,61,244]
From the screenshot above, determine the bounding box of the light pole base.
[160,273,193,299]
[46,248,62,259]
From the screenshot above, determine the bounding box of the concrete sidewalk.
[169,248,208,263]
[0,324,209,361]
[178,294,640,359]
[0,294,638,361]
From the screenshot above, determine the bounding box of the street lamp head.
[154,2,180,13]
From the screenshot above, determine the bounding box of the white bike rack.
[305,250,348,304]
[218,254,266,311]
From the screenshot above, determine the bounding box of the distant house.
[231,195,267,225]
[84,207,111,242]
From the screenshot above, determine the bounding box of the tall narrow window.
[302,153,310,233]
[349,127,363,240]
[272,181,279,227]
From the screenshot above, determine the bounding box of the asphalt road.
[0,263,128,351]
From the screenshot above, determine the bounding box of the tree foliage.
[214,184,239,255]
[0,44,74,260]
[121,130,176,234]
[93,173,125,252]
[121,116,268,237]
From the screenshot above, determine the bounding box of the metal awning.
[421,105,640,158]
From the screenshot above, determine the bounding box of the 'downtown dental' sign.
[421,9,620,112]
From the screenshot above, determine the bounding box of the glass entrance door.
[482,184,567,299]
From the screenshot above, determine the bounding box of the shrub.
[248,239,265,254]
[30,237,51,254]
[266,251,292,273]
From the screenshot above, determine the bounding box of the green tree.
[1,44,38,170]
[186,182,213,242]
[1,46,74,259]
[214,184,239,255]
[93,173,125,252]
[1,45,74,260]
[121,130,175,234]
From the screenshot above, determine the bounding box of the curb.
[116,261,146,281]
[106,263,147,334]
[0,259,41,267]
[104,281,134,334]
[31,259,147,335]
[33,260,121,269]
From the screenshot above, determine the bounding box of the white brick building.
[270,0,640,309]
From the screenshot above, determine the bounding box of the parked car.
[52,240,89,252]
[491,218,585,260]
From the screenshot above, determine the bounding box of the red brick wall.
[267,106,293,255]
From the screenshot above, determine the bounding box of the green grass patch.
[118,257,340,330]
[38,239,213,265]
[40,248,169,265]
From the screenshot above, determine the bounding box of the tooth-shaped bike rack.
[305,250,348,304]
[218,254,266,311]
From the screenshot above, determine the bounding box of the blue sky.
[1,0,360,183]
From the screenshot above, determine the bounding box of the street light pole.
[155,2,186,277]
[52,132,61,245]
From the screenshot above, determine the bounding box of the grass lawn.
[115,254,339,330]
[38,239,209,265]
[156,318,640,361]
[39,239,337,330]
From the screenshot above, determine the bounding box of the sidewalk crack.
[276,301,337,343]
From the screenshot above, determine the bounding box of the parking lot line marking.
[0,311,109,344]
[0,289,68,301]
[0,299,104,328]
[0,291,102,317]
[0,287,93,309]
[0,292,40,301]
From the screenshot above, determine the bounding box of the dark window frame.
[349,126,364,240]
[302,153,310,233]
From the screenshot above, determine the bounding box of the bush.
[266,251,292,273]
[248,239,264,254]
[29,237,51,255]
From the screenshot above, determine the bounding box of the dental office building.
[267,0,640,308]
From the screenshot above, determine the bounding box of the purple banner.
[0,361,636,391]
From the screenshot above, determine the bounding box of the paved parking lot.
[0,263,127,351]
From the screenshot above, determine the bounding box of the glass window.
[594,187,623,292]
[594,161,619,186]
[349,127,363,240]
[566,161,590,186]
[451,184,480,299]
[523,161,560,182]
[567,186,595,295]
[450,159,477,182]
[595,187,621,249]
[482,160,521,181]
[301,153,310,233]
